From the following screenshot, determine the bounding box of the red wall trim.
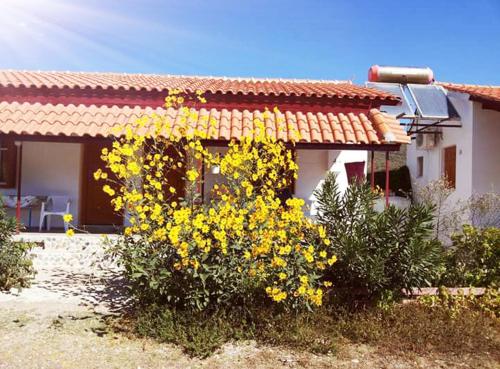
[1,134,402,151]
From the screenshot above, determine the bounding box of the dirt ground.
[0,234,497,369]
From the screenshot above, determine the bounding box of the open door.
[80,142,123,227]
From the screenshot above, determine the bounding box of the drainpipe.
[14,141,23,233]
[385,151,390,208]
[370,151,375,189]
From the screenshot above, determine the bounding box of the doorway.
[80,142,123,227]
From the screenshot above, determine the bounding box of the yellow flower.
[278,272,287,280]
[327,255,337,266]
[186,169,199,181]
[63,213,73,223]
[93,169,102,181]
[323,281,333,287]
[103,185,115,197]
[66,229,75,237]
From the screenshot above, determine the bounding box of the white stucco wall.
[407,91,474,203]
[471,102,500,194]
[296,149,367,216]
[1,141,82,228]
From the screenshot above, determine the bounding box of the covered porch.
[0,135,123,233]
[1,136,404,234]
[0,101,410,233]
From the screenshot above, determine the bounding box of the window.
[443,145,456,189]
[0,138,17,188]
[417,156,424,178]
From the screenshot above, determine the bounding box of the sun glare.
[0,0,150,68]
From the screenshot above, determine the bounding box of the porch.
[1,134,402,233]
[0,137,125,232]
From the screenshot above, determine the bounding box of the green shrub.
[0,198,35,290]
[315,173,442,301]
[440,225,500,287]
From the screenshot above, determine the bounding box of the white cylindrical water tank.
[368,65,434,84]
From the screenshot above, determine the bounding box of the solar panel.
[366,82,417,118]
[407,84,460,120]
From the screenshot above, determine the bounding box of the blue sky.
[1,0,499,84]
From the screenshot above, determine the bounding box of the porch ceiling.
[0,101,410,145]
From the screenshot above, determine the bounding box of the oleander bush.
[0,197,35,291]
[315,172,443,302]
[102,91,335,311]
[440,225,500,287]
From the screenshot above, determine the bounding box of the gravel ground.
[0,233,497,369]
[0,233,126,316]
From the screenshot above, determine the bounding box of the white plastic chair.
[39,196,71,232]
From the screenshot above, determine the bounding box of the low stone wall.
[13,233,120,273]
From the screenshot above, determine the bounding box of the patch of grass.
[131,299,500,358]
[135,306,255,358]
[339,303,499,355]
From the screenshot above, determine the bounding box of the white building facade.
[407,87,500,204]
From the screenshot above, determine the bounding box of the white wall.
[407,91,474,203]
[1,141,82,228]
[296,149,367,216]
[471,102,500,194]
[202,147,367,217]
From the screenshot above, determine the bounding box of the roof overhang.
[0,102,408,150]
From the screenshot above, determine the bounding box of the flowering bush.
[98,91,334,310]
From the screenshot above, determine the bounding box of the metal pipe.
[200,160,205,202]
[385,151,390,208]
[14,141,23,233]
[370,151,375,189]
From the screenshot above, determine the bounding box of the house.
[406,83,500,205]
[0,70,410,230]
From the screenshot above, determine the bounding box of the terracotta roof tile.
[441,83,500,104]
[0,101,409,145]
[0,70,398,101]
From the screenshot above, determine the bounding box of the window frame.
[417,156,424,178]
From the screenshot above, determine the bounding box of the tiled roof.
[441,83,500,104]
[0,102,409,145]
[0,70,398,101]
